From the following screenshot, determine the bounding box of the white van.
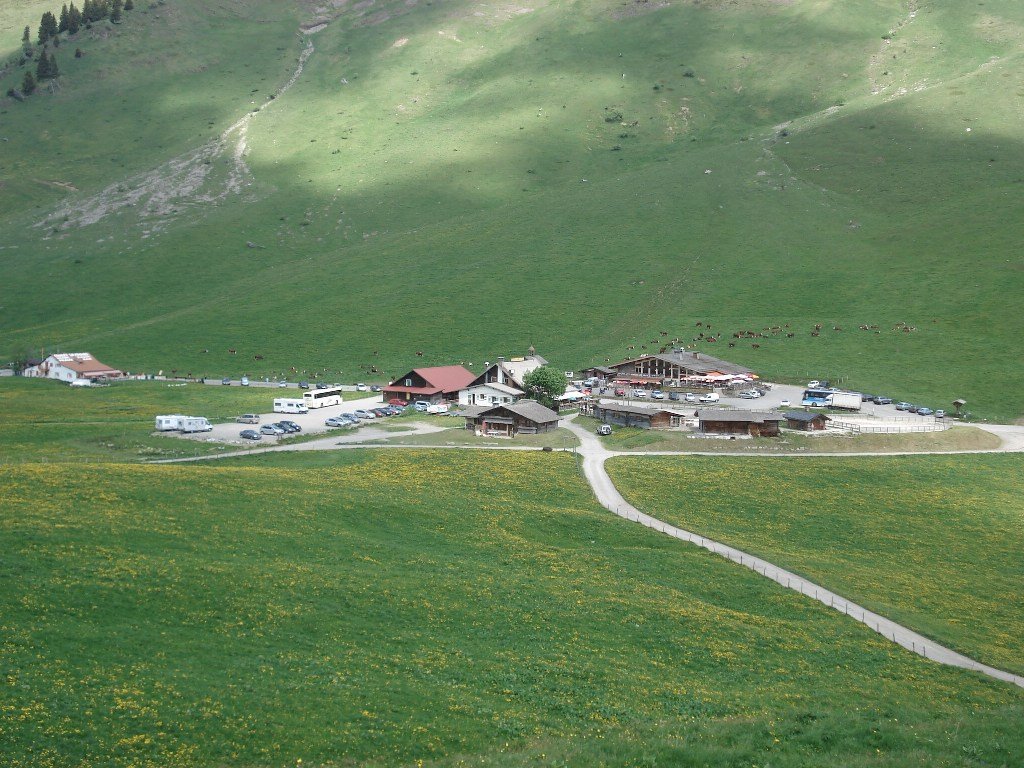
[273,398,309,414]
[698,392,720,404]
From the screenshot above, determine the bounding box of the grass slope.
[0,0,1022,419]
[1,452,1023,767]
[607,453,1024,676]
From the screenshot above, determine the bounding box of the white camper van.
[274,398,309,414]
[180,416,213,433]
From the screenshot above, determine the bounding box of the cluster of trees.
[7,0,134,100]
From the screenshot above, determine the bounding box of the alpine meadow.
[3,1,1024,767]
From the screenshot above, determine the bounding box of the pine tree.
[23,71,37,95]
[38,11,59,45]
[36,51,52,80]
[82,0,94,22]
[68,3,82,34]
[111,0,122,23]
[49,53,59,78]
[22,25,30,43]
[59,4,70,33]
[124,0,133,9]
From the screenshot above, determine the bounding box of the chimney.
[692,352,699,359]
[498,356,505,363]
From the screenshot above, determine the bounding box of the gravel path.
[560,416,1024,690]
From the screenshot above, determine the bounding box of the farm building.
[21,352,123,382]
[463,400,560,437]
[459,381,524,407]
[784,412,829,431]
[590,402,688,430]
[460,350,548,405]
[384,365,475,404]
[696,409,784,437]
[606,350,753,388]
[581,365,616,381]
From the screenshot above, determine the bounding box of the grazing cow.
[728,342,736,348]
[696,322,703,327]
[786,332,795,338]
[201,349,209,354]
[660,330,669,336]
[751,343,760,349]
[811,331,820,337]
[833,326,843,331]
[228,348,237,355]
[254,354,264,360]
[416,351,424,357]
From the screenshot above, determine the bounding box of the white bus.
[273,398,309,414]
[302,386,344,409]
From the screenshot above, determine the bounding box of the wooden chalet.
[589,402,687,430]
[696,409,783,437]
[462,400,560,438]
[606,350,753,388]
[784,411,829,431]
[383,365,475,404]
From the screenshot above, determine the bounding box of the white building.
[457,348,547,406]
[459,381,524,407]
[22,352,123,382]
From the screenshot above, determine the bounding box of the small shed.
[465,400,560,437]
[696,409,783,437]
[591,402,686,430]
[784,411,829,431]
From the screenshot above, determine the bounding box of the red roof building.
[383,365,475,404]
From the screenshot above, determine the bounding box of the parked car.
[235,414,260,424]
[934,409,946,419]
[279,420,302,433]
[698,392,720,404]
[354,409,376,419]
[413,401,431,412]
[325,417,352,427]
[356,383,368,391]
[895,401,912,411]
[906,404,920,414]
[426,403,450,414]
[739,391,758,399]
[371,408,390,417]
[260,424,285,435]
[315,382,331,389]
[874,396,893,405]
[278,380,289,388]
[239,429,262,441]
[240,376,249,387]
[370,385,382,392]
[632,389,648,398]
[651,390,665,400]
[342,412,360,422]
[221,377,232,385]
[684,393,697,403]
[668,391,681,401]
[388,398,406,406]
[916,407,934,416]
[614,388,626,397]
[779,399,791,408]
[298,381,310,390]
[597,424,612,436]
[808,380,821,388]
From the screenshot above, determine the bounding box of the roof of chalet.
[696,409,784,423]
[784,411,829,422]
[609,350,752,376]
[465,381,524,396]
[475,399,560,424]
[386,365,475,394]
[45,352,121,374]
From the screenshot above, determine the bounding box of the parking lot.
[173,392,392,445]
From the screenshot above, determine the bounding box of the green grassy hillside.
[3,453,1023,766]
[1,0,1023,418]
[608,453,1024,675]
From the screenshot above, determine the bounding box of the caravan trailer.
[274,398,309,414]
[155,414,187,431]
[155,415,212,432]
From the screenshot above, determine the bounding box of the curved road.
[559,417,1024,690]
